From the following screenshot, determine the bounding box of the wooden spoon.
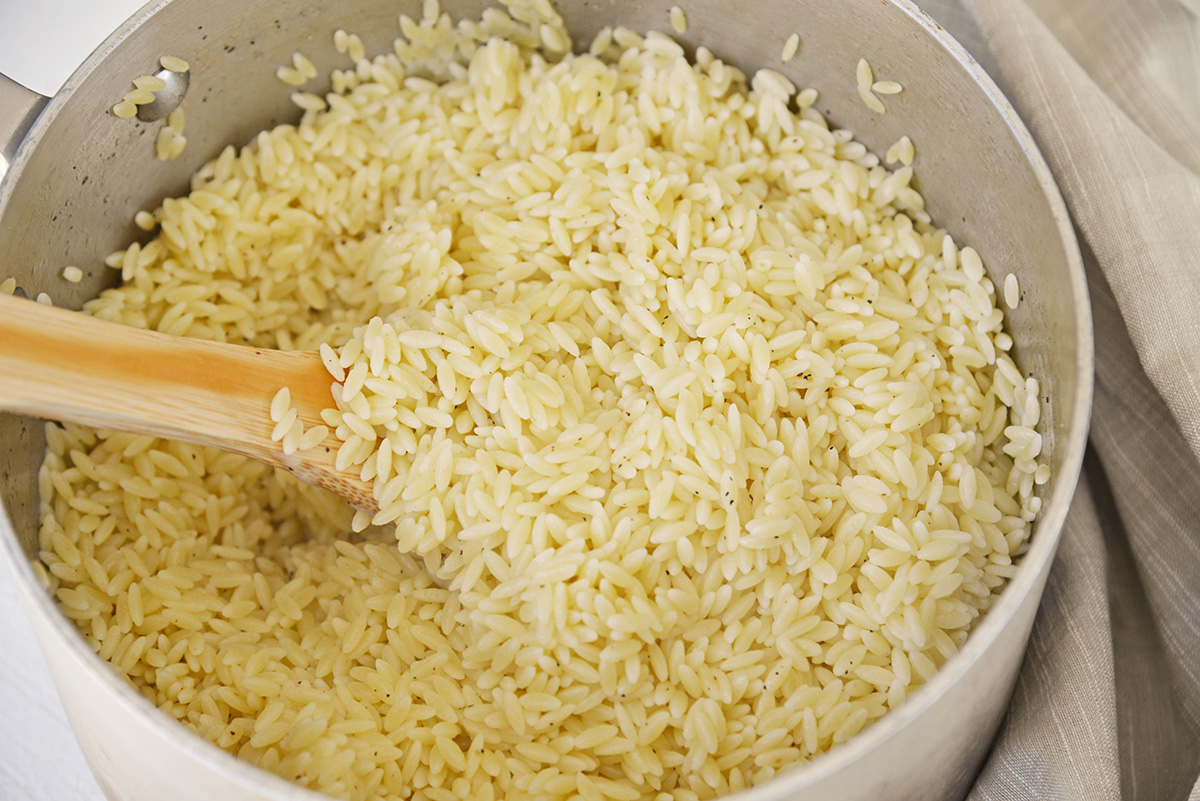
[0,293,377,513]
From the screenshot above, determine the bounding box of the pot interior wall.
[1,0,1082,561]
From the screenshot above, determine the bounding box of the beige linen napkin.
[917,0,1200,797]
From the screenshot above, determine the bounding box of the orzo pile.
[37,2,1047,800]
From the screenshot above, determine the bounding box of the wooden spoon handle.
[0,293,376,512]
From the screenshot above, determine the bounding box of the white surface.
[0,4,145,800]
[0,0,145,95]
[0,572,105,801]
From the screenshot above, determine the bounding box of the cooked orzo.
[36,1,1046,800]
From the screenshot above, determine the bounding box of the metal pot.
[0,1,1092,799]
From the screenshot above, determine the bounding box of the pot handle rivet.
[135,68,190,123]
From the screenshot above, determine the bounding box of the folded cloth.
[917,1,1200,798]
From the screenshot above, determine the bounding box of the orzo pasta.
[38,2,1046,800]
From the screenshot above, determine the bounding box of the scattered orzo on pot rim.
[37,1,1048,800]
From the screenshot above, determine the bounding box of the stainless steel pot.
[0,1,1092,799]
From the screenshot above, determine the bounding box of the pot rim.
[0,0,1093,797]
